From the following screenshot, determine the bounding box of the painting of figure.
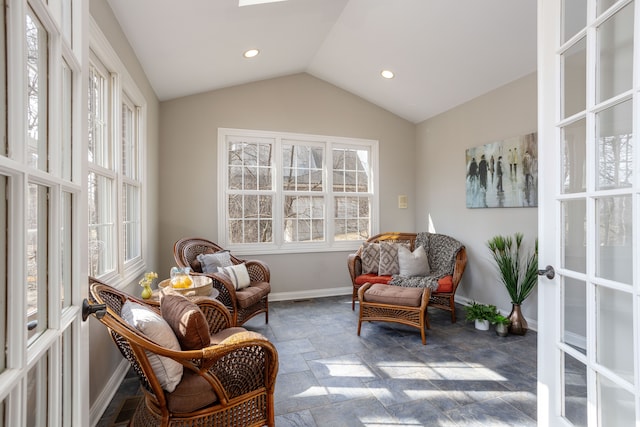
[466,133,537,208]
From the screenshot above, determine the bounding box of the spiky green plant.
[487,233,538,305]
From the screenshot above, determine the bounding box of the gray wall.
[415,72,539,323]
[158,73,416,295]
[89,0,160,413]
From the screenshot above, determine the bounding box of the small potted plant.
[491,313,511,337]
[465,301,498,331]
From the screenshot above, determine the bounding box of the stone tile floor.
[98,295,538,426]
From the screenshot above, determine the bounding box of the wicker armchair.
[86,277,278,427]
[174,237,270,326]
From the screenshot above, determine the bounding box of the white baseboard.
[269,286,352,302]
[90,358,130,427]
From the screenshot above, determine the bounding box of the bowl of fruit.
[158,268,213,297]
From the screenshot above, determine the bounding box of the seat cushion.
[210,327,247,345]
[363,284,423,307]
[436,275,454,293]
[235,281,270,309]
[354,274,392,286]
[167,370,219,413]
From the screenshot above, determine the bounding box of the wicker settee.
[347,232,467,322]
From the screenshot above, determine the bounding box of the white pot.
[475,319,490,330]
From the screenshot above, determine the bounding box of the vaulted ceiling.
[106,0,537,123]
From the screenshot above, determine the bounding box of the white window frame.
[218,128,379,255]
[88,18,147,286]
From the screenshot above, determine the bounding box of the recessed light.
[381,70,395,79]
[239,0,287,6]
[243,49,260,58]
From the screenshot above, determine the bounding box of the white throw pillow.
[218,263,251,290]
[398,245,430,277]
[121,301,183,392]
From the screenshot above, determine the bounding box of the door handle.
[538,265,555,280]
[82,298,107,321]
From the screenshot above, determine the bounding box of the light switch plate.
[398,195,408,209]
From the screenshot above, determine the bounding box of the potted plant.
[465,301,498,331]
[491,314,511,337]
[487,233,538,335]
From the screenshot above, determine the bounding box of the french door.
[0,0,88,426]
[538,0,639,425]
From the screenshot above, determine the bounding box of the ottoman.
[357,282,431,345]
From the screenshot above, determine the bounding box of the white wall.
[415,72,539,323]
[158,73,416,296]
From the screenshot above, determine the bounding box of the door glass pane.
[561,119,587,193]
[0,175,6,373]
[61,61,72,181]
[564,353,587,426]
[61,328,72,427]
[562,199,586,272]
[598,0,619,17]
[596,286,634,382]
[563,277,586,354]
[0,399,4,427]
[562,38,586,118]
[596,100,632,189]
[60,192,71,308]
[61,0,71,45]
[563,0,586,42]
[88,172,115,276]
[26,353,49,427]
[0,0,5,158]
[598,373,635,425]
[27,183,49,343]
[596,195,632,283]
[597,4,634,103]
[123,183,140,262]
[26,9,49,171]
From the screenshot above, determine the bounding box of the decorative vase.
[508,303,528,335]
[141,285,153,299]
[495,323,509,337]
[475,319,490,331]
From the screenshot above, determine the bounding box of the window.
[219,128,378,253]
[88,44,146,280]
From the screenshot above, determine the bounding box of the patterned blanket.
[389,232,463,291]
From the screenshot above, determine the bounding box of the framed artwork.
[465,132,537,208]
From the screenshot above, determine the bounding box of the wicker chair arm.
[190,271,237,309]
[451,247,467,293]
[191,297,233,334]
[182,332,279,401]
[243,259,270,283]
[347,252,362,285]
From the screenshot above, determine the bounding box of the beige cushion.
[121,301,183,392]
[236,281,270,309]
[160,288,210,350]
[360,242,380,274]
[219,263,251,290]
[364,284,423,307]
[398,245,430,277]
[379,242,409,275]
[210,327,247,345]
